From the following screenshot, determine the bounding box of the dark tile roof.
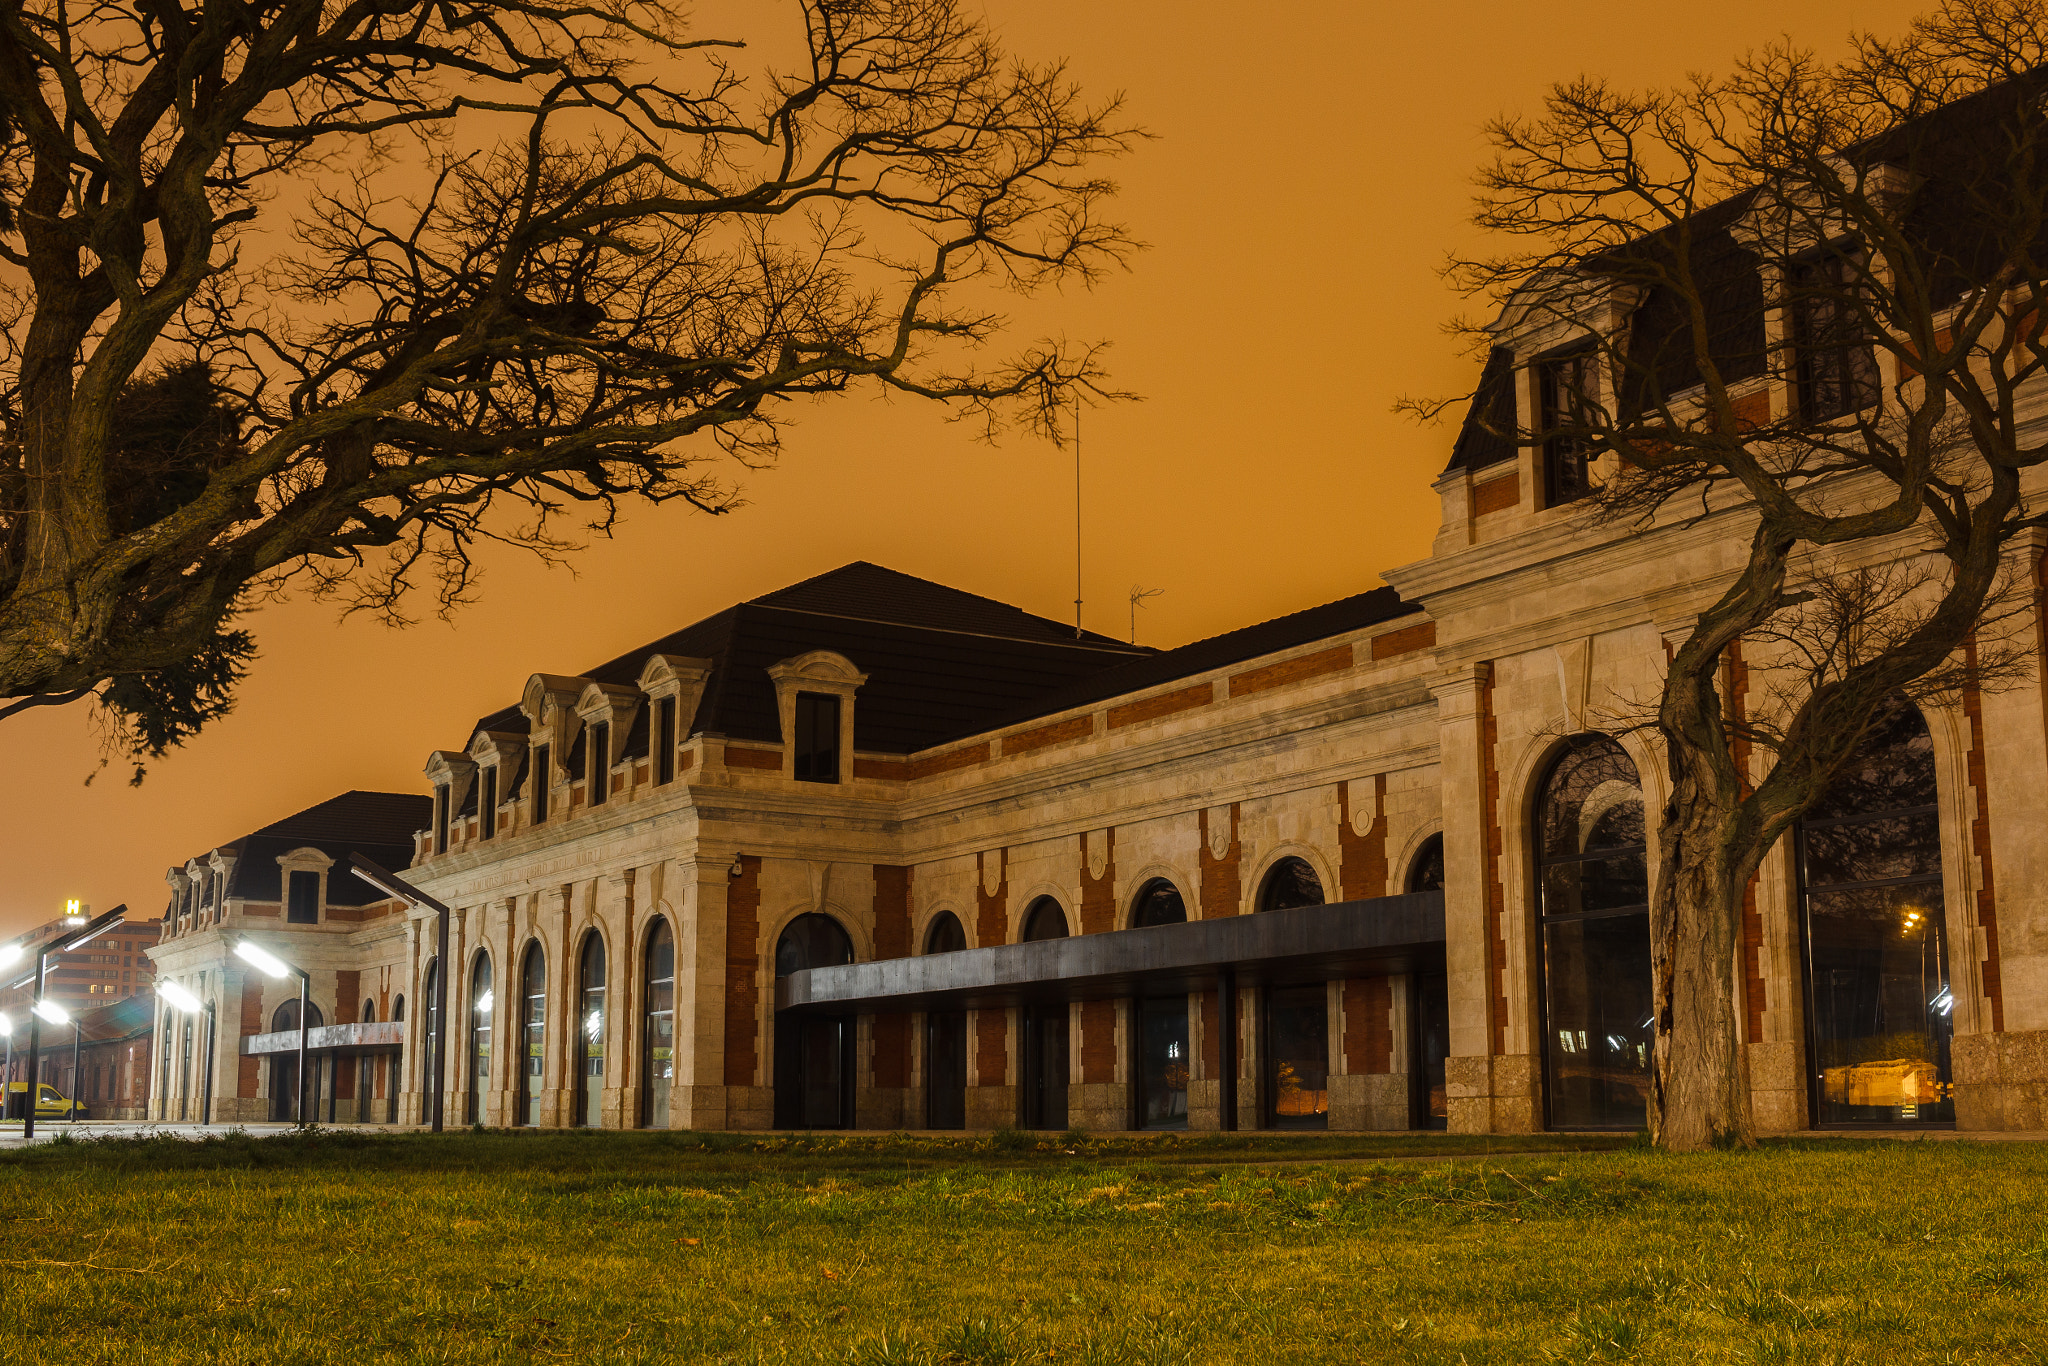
[963,585,1423,736]
[1445,347,1518,473]
[461,562,1155,757]
[180,791,431,909]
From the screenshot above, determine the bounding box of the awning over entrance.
[777,890,1445,1014]
[240,1021,404,1056]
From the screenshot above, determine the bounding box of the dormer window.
[1790,250,1878,424]
[532,744,551,823]
[794,693,841,783]
[480,767,498,840]
[434,785,451,854]
[1537,345,1596,508]
[287,871,320,925]
[655,696,677,785]
[588,720,612,805]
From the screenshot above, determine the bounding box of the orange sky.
[0,0,1930,939]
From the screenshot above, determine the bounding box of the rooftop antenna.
[1128,584,1164,645]
[1073,395,1083,639]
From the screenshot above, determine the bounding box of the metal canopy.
[776,891,1445,1014]
[240,1021,404,1057]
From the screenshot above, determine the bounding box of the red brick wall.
[908,743,989,780]
[1107,682,1212,730]
[1000,715,1093,756]
[238,977,263,1099]
[1472,472,1519,516]
[1079,830,1117,1084]
[1229,645,1352,698]
[723,855,762,1087]
[1342,977,1394,1074]
[1198,806,1241,919]
[725,745,783,771]
[1370,621,1436,660]
[974,851,1010,1086]
[871,865,913,1090]
[1963,638,2006,1032]
[336,970,360,1024]
[1338,775,1388,901]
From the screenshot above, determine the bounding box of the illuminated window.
[641,921,675,1129]
[466,951,493,1125]
[517,945,545,1127]
[576,934,606,1127]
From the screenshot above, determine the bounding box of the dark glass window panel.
[776,913,855,976]
[1792,252,1880,424]
[531,744,550,823]
[588,721,611,805]
[1540,852,1650,918]
[774,1016,852,1129]
[361,999,376,1024]
[434,785,450,853]
[924,911,966,955]
[518,946,545,1127]
[1021,897,1070,942]
[1803,701,1937,822]
[577,935,606,1127]
[655,697,677,785]
[1537,739,1645,859]
[1136,996,1190,1129]
[392,994,405,1022]
[794,692,841,783]
[271,998,325,1031]
[1131,879,1187,927]
[480,767,497,841]
[1416,972,1450,1129]
[926,1011,968,1129]
[1258,858,1325,912]
[467,952,492,1126]
[1019,1003,1069,1129]
[1805,882,1954,1124]
[1541,911,1654,1129]
[1539,346,1596,507]
[286,870,320,925]
[1802,810,1942,888]
[1263,984,1329,1129]
[642,920,675,1129]
[1407,835,1445,894]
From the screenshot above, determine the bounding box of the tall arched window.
[158,1017,173,1121]
[1799,700,1952,1125]
[358,999,378,1123]
[1020,897,1069,942]
[1258,857,1325,911]
[923,913,967,1129]
[179,1016,193,1122]
[517,944,545,1127]
[1536,735,1652,1129]
[1407,835,1445,894]
[392,994,405,1021]
[774,914,857,1129]
[641,920,675,1129]
[361,1000,377,1024]
[576,934,607,1128]
[1131,879,1187,927]
[466,951,493,1125]
[269,999,325,1122]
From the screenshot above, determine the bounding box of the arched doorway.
[269,999,326,1122]
[923,912,968,1130]
[575,934,607,1128]
[1799,700,1953,1125]
[1130,879,1189,1129]
[1256,859,1328,1129]
[773,914,856,1129]
[1018,897,1070,1130]
[517,944,545,1127]
[1536,735,1653,1130]
[641,920,676,1129]
[1405,834,1450,1129]
[466,952,493,1125]
[358,999,379,1123]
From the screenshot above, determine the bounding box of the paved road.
[0,1121,393,1148]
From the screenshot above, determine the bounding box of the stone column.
[674,856,731,1130]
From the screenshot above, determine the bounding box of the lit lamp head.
[0,942,21,970]
[233,939,292,979]
[0,1009,12,1038]
[31,999,70,1027]
[157,980,205,1014]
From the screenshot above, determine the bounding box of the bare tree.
[0,0,1138,775]
[1426,0,2048,1149]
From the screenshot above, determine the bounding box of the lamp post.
[18,905,126,1141]
[157,981,216,1126]
[234,939,311,1126]
[349,854,451,1134]
[1,1010,13,1123]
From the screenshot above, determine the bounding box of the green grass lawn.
[1,1127,2042,1364]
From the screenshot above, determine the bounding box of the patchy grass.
[1,1129,2042,1364]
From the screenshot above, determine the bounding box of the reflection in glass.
[1800,700,1952,1124]
[518,945,544,1126]
[1258,858,1325,912]
[1537,736,1653,1129]
[467,951,492,1125]
[642,920,675,1129]
[577,934,606,1127]
[1131,880,1188,927]
[1136,996,1190,1128]
[1020,1003,1069,1129]
[1407,835,1445,894]
[773,914,855,1129]
[924,913,967,1129]
[1263,984,1328,1128]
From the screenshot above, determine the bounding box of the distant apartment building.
[1,908,160,1016]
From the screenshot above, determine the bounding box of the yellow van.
[2,1082,84,1120]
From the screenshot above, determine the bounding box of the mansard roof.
[465,561,1154,759]
[179,790,431,909]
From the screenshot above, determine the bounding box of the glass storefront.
[1135,996,1190,1129]
[1263,984,1329,1128]
[1799,701,1953,1125]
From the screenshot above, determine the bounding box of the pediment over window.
[520,673,589,755]
[423,749,478,813]
[468,729,528,768]
[575,682,643,770]
[637,654,713,735]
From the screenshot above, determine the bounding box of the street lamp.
[1,1011,13,1124]
[233,939,312,1127]
[21,905,125,1140]
[349,854,451,1134]
[157,981,216,1126]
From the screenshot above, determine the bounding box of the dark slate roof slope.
[191,790,431,908]
[962,585,1423,738]
[755,561,1131,648]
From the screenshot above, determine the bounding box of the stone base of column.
[1329,1072,1411,1130]
[1067,1082,1127,1132]
[723,1084,773,1130]
[856,1086,911,1129]
[1746,1040,1805,1133]
[1445,1052,1541,1133]
[1954,1030,2048,1129]
[964,1084,1016,1129]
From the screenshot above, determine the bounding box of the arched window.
[1131,879,1188,927]
[642,920,675,1129]
[576,934,606,1128]
[924,911,966,955]
[158,1018,173,1120]
[517,944,545,1127]
[361,999,377,1024]
[1407,834,1445,894]
[1799,699,1952,1125]
[392,994,406,1022]
[1258,857,1325,912]
[1535,735,1651,1130]
[268,999,324,1122]
[179,1016,194,1122]
[773,914,856,1129]
[922,912,967,1129]
[466,951,493,1125]
[271,999,325,1031]
[1020,896,1070,942]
